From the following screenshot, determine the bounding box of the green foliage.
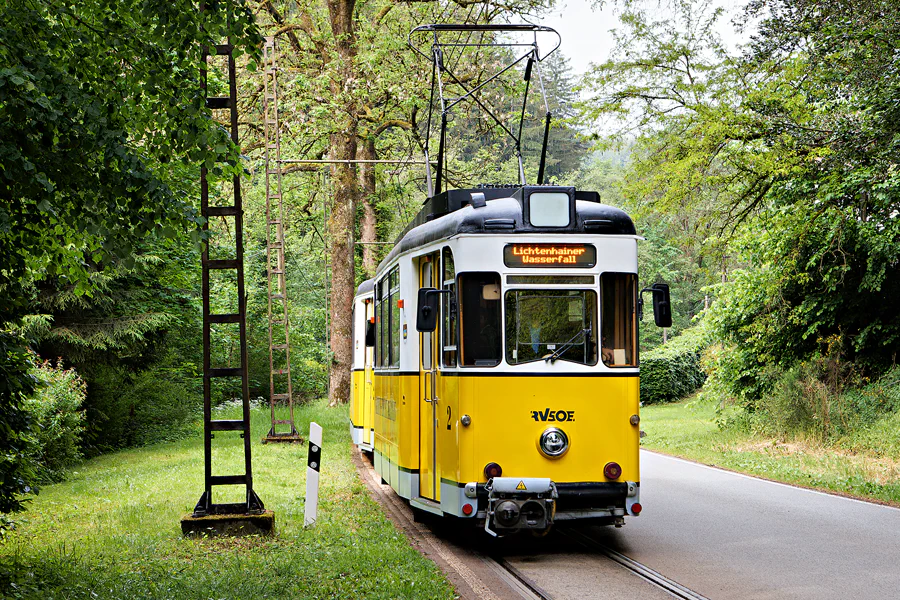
[735,362,900,444]
[79,363,201,455]
[640,324,707,404]
[14,235,206,455]
[584,0,900,422]
[0,0,261,317]
[0,0,258,522]
[0,331,37,530]
[703,199,900,405]
[25,360,86,484]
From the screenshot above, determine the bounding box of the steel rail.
[483,556,553,600]
[561,529,711,600]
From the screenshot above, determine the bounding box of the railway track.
[558,529,709,600]
[353,449,706,600]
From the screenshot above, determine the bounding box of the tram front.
[413,185,670,536]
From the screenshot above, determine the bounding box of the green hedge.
[640,326,707,404]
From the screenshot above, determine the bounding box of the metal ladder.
[194,36,264,516]
[262,37,300,442]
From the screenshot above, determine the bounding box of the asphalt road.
[580,450,900,599]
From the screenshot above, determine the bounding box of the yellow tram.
[350,185,671,535]
[350,280,375,451]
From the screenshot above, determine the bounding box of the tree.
[256,0,553,406]
[0,0,260,523]
[581,0,900,403]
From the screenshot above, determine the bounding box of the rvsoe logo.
[531,409,575,422]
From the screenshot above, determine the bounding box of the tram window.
[374,284,380,365]
[459,272,502,367]
[377,278,389,367]
[389,268,400,367]
[442,248,458,367]
[600,273,637,367]
[505,289,598,365]
[528,192,571,227]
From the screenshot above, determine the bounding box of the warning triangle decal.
[516,480,527,491]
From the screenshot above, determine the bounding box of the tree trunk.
[358,137,378,277]
[326,0,358,406]
[327,133,356,406]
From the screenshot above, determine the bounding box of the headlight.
[539,427,569,458]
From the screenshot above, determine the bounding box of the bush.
[640,324,707,404]
[26,360,86,483]
[753,363,900,442]
[120,368,202,446]
[81,364,201,454]
[0,331,38,532]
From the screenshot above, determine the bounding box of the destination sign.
[503,244,597,268]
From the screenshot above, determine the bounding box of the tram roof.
[377,185,636,274]
[356,278,375,297]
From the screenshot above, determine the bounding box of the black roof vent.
[584,219,614,231]
[484,218,516,230]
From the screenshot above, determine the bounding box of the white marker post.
[304,422,322,527]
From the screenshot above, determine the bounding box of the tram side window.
[459,272,501,367]
[376,278,388,367]
[373,284,379,366]
[442,248,458,367]
[600,273,637,367]
[389,268,400,367]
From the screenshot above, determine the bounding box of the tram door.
[363,299,375,446]
[419,253,440,501]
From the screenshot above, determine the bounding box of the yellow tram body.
[350,284,375,450]
[351,186,658,534]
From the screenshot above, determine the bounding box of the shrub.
[753,362,900,442]
[0,331,38,533]
[81,364,201,454]
[119,368,202,446]
[640,324,707,404]
[26,360,86,483]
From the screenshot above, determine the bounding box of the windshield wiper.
[545,327,591,364]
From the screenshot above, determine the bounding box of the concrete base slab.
[261,434,304,444]
[181,510,275,537]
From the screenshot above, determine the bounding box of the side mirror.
[416,288,440,332]
[365,319,375,347]
[650,283,672,328]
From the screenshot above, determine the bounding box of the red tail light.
[631,502,642,515]
[484,462,502,479]
[462,503,474,516]
[604,461,622,480]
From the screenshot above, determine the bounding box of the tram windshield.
[505,290,598,365]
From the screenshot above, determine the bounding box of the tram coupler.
[484,477,557,537]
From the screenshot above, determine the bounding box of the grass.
[0,400,455,600]
[640,397,900,506]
